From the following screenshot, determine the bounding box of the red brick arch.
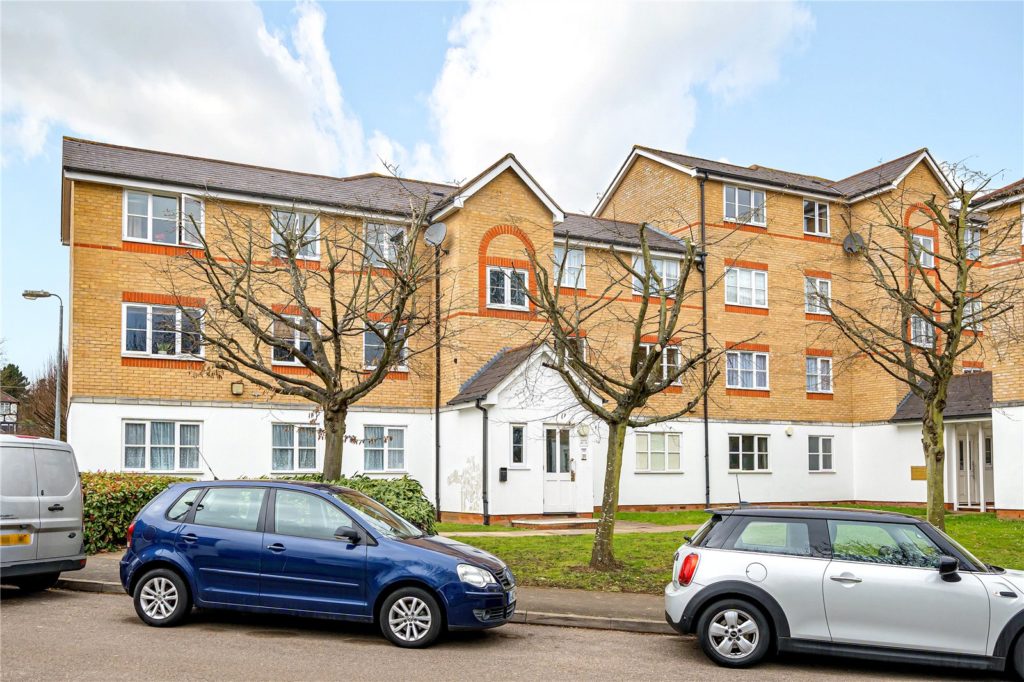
[478,224,537,260]
[478,224,538,317]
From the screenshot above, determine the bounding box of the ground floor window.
[808,435,834,472]
[123,420,200,471]
[511,424,526,465]
[729,434,769,472]
[635,432,681,472]
[364,426,405,471]
[272,424,318,471]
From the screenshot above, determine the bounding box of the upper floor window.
[364,425,405,471]
[124,191,203,246]
[363,324,408,370]
[910,235,934,268]
[964,226,981,260]
[963,365,983,374]
[803,200,830,236]
[271,210,319,260]
[638,343,682,385]
[910,315,935,348]
[724,185,766,226]
[272,424,317,472]
[124,420,200,472]
[123,303,202,358]
[964,299,983,332]
[487,266,529,310]
[632,256,680,294]
[725,267,767,308]
[272,315,313,365]
[804,277,831,315]
[553,246,586,289]
[729,434,769,472]
[806,356,833,393]
[726,350,769,390]
[635,432,681,472]
[365,222,406,267]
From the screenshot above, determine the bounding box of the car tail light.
[126,521,136,546]
[678,552,699,586]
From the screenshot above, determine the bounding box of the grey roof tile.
[558,214,689,253]
[448,344,541,405]
[828,149,926,198]
[971,177,1024,208]
[891,372,992,422]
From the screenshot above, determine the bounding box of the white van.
[0,435,86,591]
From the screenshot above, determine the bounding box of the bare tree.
[826,169,1023,529]
[525,224,722,570]
[18,354,67,439]
[161,182,453,479]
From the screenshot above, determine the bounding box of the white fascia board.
[565,238,687,260]
[439,157,564,224]
[593,149,698,217]
[63,170,408,223]
[971,193,1024,212]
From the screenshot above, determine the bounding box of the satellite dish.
[843,233,865,254]
[424,222,447,247]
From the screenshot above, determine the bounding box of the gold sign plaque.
[910,466,927,481]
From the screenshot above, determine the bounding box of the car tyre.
[696,598,771,668]
[133,568,190,627]
[1012,632,1024,681]
[9,572,60,593]
[379,587,443,648]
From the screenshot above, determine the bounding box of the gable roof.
[447,343,542,406]
[557,214,689,254]
[0,390,19,404]
[430,154,564,224]
[828,148,955,200]
[971,177,1024,209]
[891,372,992,422]
[62,137,456,218]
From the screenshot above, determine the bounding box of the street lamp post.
[22,290,64,440]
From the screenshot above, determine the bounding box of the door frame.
[542,425,574,513]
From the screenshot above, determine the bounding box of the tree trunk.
[922,401,947,530]
[322,407,347,481]
[590,420,627,571]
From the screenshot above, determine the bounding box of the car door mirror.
[938,555,960,582]
[334,526,362,544]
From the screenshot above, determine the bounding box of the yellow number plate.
[0,533,31,546]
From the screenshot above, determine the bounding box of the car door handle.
[267,543,286,553]
[830,575,862,584]
[47,504,64,512]
[181,533,198,544]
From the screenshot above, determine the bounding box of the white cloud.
[428,0,813,211]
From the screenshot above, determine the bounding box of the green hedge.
[81,472,189,554]
[81,472,436,555]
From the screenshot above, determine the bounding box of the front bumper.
[441,581,517,631]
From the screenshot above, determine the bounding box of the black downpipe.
[434,247,442,521]
[699,172,711,508]
[474,399,490,525]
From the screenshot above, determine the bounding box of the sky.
[1,0,1022,378]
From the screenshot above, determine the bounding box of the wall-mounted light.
[576,423,590,438]
[785,426,794,437]
[230,382,244,396]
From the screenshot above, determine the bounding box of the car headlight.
[457,563,497,588]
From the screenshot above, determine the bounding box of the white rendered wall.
[992,405,1024,511]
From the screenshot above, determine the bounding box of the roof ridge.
[832,148,927,184]
[62,136,458,189]
[635,144,835,184]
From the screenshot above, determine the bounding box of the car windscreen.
[333,490,422,540]
[931,525,987,571]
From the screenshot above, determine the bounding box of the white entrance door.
[956,435,973,506]
[983,434,995,504]
[543,427,574,513]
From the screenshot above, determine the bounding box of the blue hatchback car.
[120,480,516,647]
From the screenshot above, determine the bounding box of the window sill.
[634,470,683,475]
[802,232,831,243]
[728,470,772,474]
[486,305,531,313]
[724,304,769,316]
[363,470,409,475]
[507,465,530,471]
[805,312,832,322]
[723,218,767,229]
[726,388,770,398]
[809,470,836,474]
[806,392,834,401]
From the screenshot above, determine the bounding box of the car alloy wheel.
[708,608,759,659]
[132,568,190,627]
[388,596,432,643]
[139,576,179,621]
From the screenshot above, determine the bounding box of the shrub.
[81,472,190,554]
[283,474,436,534]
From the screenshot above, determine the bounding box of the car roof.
[709,506,924,523]
[172,479,357,495]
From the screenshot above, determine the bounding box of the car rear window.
[726,518,813,557]
[690,514,728,547]
[192,487,265,532]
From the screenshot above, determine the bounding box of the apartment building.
[59,138,1024,521]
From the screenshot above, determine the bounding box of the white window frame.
[728,434,770,473]
[639,343,683,385]
[553,245,587,289]
[804,276,831,315]
[271,315,315,366]
[910,315,935,348]
[363,425,406,472]
[724,267,768,308]
[122,190,205,247]
[632,256,680,294]
[122,420,202,473]
[803,199,830,236]
[725,351,770,390]
[963,365,983,374]
[121,303,204,359]
[805,356,833,394]
[271,423,319,472]
[635,431,682,473]
[363,323,409,371]
[724,185,767,227]
[910,235,935,268]
[365,221,407,267]
[808,435,834,473]
[964,225,981,260]
[963,299,983,332]
[510,424,527,468]
[271,209,320,260]
[486,266,530,311]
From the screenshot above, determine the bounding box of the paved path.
[443,521,699,537]
[0,588,995,681]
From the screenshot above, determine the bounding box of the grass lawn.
[463,509,1023,594]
